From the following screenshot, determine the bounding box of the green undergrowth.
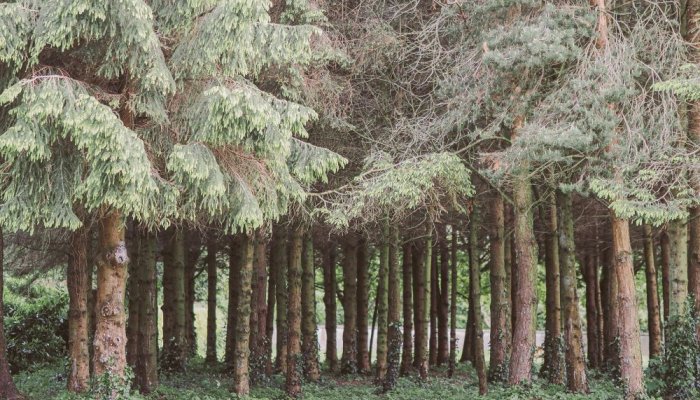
[15,358,625,400]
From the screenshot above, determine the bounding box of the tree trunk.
[341,236,359,374]
[383,227,402,391]
[508,164,538,385]
[595,249,605,368]
[232,235,254,395]
[184,235,199,357]
[667,220,689,318]
[419,233,432,380]
[469,208,488,395]
[285,227,303,398]
[611,215,644,398]
[400,241,414,375]
[273,226,288,373]
[541,194,564,384]
[225,235,241,369]
[437,226,449,366]
[558,192,589,393]
[376,228,389,380]
[205,237,218,364]
[413,243,424,369]
[488,195,510,382]
[67,225,91,393]
[322,243,338,372]
[162,228,187,372]
[583,253,601,369]
[93,210,129,379]
[642,225,662,359]
[357,239,370,373]
[265,249,276,377]
[448,228,459,378]
[0,229,23,400]
[301,233,320,381]
[250,234,267,382]
[601,247,620,374]
[660,231,671,322]
[126,229,140,370]
[429,243,438,366]
[136,231,158,393]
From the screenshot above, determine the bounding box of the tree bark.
[376,228,389,380]
[136,231,158,393]
[184,235,199,358]
[67,225,91,393]
[356,239,370,373]
[429,243,438,366]
[508,163,538,385]
[225,235,241,369]
[162,228,187,372]
[601,247,620,374]
[301,233,320,381]
[667,220,689,318]
[469,208,488,395]
[383,227,402,391]
[322,243,338,372]
[250,234,269,381]
[413,243,424,369]
[660,231,671,322]
[273,226,288,373]
[642,225,662,359]
[448,228,459,378]
[126,229,140,370]
[341,236,359,374]
[205,237,218,364]
[541,194,564,384]
[488,195,510,382]
[611,215,644,398]
[419,233,432,380]
[286,227,303,398]
[400,241,414,375]
[265,247,276,377]
[558,192,589,393]
[0,228,23,400]
[583,253,601,369]
[232,234,254,395]
[93,211,129,379]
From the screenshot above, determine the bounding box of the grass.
[15,358,626,400]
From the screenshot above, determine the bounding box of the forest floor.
[15,359,625,400]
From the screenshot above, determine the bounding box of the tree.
[286,227,303,398]
[488,196,509,382]
[301,232,320,381]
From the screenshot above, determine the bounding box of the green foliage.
[4,277,68,373]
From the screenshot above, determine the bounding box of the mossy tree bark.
[400,241,414,375]
[667,220,689,318]
[558,192,589,393]
[322,243,338,372]
[341,236,359,374]
[376,227,389,380]
[469,207,488,395]
[286,227,304,398]
[488,195,509,382]
[383,227,402,391]
[67,224,91,393]
[642,225,662,359]
[272,225,288,373]
[233,234,254,395]
[412,241,427,373]
[136,231,158,393]
[357,239,371,373]
[162,228,187,372]
[0,228,23,400]
[301,233,320,381]
[93,211,129,379]
[205,237,218,364]
[541,194,563,384]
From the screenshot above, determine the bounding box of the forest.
[0,0,699,399]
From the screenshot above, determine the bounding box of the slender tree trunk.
[126,229,140,370]
[488,196,509,382]
[595,249,605,367]
[383,227,402,391]
[232,235,254,395]
[301,233,320,381]
[265,252,275,377]
[469,208,488,395]
[611,215,644,398]
[601,247,620,374]
[286,227,303,398]
[460,294,474,364]
[250,233,268,382]
[322,243,338,372]
[341,236,359,374]
[67,224,91,392]
[205,237,218,364]
[162,229,187,372]
[93,210,129,379]
[448,228,459,378]
[558,192,589,393]
[400,242,414,375]
[660,231,671,322]
[376,228,389,380]
[0,229,23,400]
[419,233,432,380]
[273,226,288,373]
[508,160,538,386]
[668,220,689,318]
[429,243,438,366]
[136,231,158,394]
[504,207,514,343]
[357,239,370,373]
[184,236,198,357]
[642,225,662,359]
[413,243,423,369]
[583,253,601,369]
[437,227,449,366]
[542,194,564,384]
